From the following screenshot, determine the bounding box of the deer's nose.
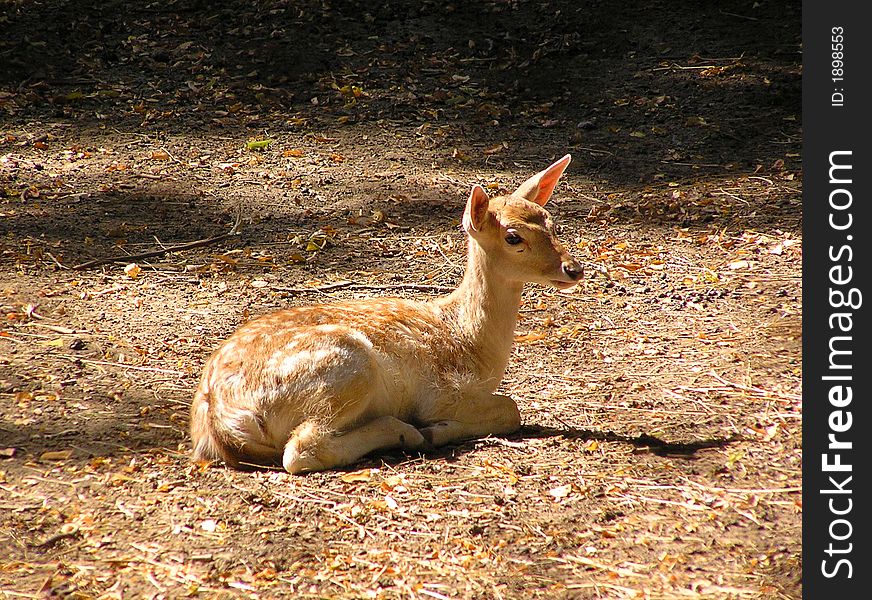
[562,261,584,281]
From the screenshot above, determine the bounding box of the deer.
[190,154,583,474]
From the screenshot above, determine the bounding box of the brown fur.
[190,155,583,473]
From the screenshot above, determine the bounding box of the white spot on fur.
[270,348,336,378]
[346,330,373,349]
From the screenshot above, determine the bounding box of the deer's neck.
[436,239,524,386]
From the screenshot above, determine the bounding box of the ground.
[0,1,802,598]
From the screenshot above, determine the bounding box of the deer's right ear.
[462,185,490,232]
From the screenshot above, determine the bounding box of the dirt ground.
[0,1,802,598]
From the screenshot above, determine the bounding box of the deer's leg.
[282,416,426,474]
[418,393,521,447]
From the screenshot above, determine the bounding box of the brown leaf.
[123,263,141,279]
[616,263,643,272]
[40,449,73,461]
[340,468,375,483]
[482,143,507,155]
[515,331,546,343]
[15,391,34,403]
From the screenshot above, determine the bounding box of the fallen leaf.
[515,331,546,343]
[246,139,273,151]
[306,229,334,252]
[0,448,16,458]
[452,148,470,161]
[109,473,135,486]
[616,263,643,272]
[213,253,238,266]
[124,263,142,279]
[483,143,507,155]
[340,468,375,483]
[381,475,407,492]
[40,449,74,461]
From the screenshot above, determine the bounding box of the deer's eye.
[505,231,523,245]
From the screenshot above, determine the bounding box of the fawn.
[190,154,583,473]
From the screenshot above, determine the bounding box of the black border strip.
[802,2,870,595]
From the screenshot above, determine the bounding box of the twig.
[272,282,454,295]
[348,282,453,294]
[160,146,186,166]
[57,354,189,376]
[45,252,70,270]
[572,146,614,156]
[22,322,86,335]
[71,211,242,270]
[712,188,751,205]
[272,280,354,294]
[552,554,647,578]
[720,9,759,21]
[708,371,801,402]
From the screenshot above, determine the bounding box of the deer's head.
[462,154,583,289]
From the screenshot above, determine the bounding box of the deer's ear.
[513,154,571,206]
[462,185,490,232]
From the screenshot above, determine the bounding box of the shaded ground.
[0,1,802,598]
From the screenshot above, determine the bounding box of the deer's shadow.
[509,424,739,458]
[338,423,740,474]
[230,424,739,474]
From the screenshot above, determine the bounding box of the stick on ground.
[71,211,242,270]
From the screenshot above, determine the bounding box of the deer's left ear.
[462,185,491,232]
[513,154,571,206]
